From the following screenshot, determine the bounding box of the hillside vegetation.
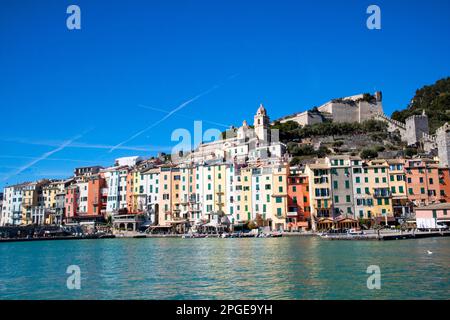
[391,77,450,133]
[270,119,389,143]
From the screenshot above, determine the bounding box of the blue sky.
[0,0,449,189]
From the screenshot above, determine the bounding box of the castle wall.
[280,111,323,126]
[405,114,429,146]
[437,124,450,166]
[326,102,359,123]
[358,101,383,122]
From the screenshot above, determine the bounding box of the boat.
[270,232,282,238]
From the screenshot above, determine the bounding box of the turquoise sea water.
[0,237,449,299]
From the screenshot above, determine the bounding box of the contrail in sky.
[138,104,230,128]
[109,84,220,152]
[1,131,88,181]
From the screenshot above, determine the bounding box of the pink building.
[415,203,450,229]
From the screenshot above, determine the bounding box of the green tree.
[391,77,450,133]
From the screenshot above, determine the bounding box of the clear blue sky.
[1,0,449,189]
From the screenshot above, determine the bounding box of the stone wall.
[436,123,450,167]
[405,114,429,146]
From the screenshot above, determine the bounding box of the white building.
[1,183,26,226]
[179,105,286,166]
[102,166,129,215]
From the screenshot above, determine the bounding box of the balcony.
[373,189,391,198]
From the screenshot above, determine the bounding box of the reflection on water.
[0,237,449,299]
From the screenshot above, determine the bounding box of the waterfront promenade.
[2,228,449,242]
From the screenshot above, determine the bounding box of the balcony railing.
[373,190,392,198]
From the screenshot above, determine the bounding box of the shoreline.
[1,230,449,243]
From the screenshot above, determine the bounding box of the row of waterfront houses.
[1,155,450,232]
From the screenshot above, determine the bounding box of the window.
[346,195,351,203]
[345,180,350,189]
[277,208,282,216]
[334,196,339,203]
[276,197,282,203]
[333,181,338,189]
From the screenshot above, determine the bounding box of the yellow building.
[213,164,227,215]
[367,160,393,222]
[237,167,252,222]
[271,164,288,231]
[129,169,146,213]
[387,159,408,217]
[43,180,66,224]
[170,168,182,221]
[21,181,46,225]
[306,162,332,231]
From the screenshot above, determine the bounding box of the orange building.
[86,175,106,216]
[405,159,440,206]
[287,166,310,231]
[438,167,450,203]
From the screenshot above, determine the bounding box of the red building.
[65,185,79,219]
[287,166,310,231]
[86,175,106,216]
[438,167,450,203]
